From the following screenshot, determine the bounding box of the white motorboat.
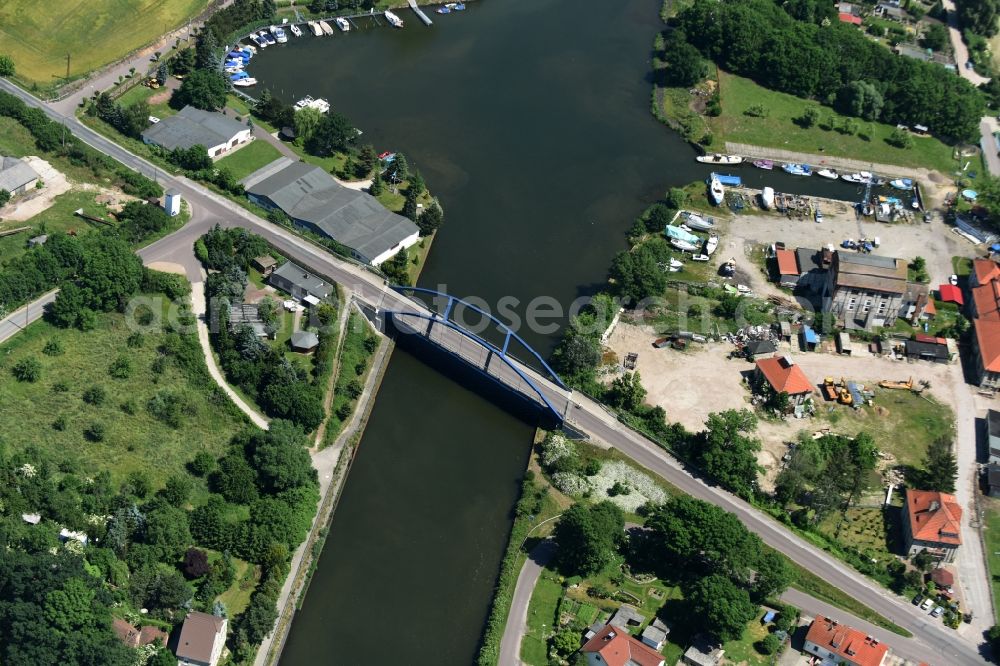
[692,254,710,262]
[842,170,877,184]
[232,77,257,87]
[760,186,775,210]
[271,26,288,43]
[709,177,725,206]
[670,239,700,253]
[696,153,743,165]
[681,211,714,231]
[240,43,257,54]
[289,24,303,37]
[319,20,334,35]
[259,30,276,46]
[890,178,914,190]
[669,258,684,269]
[249,33,265,48]
[385,9,404,27]
[705,234,719,256]
[336,17,351,32]
[816,168,838,180]
[307,21,322,36]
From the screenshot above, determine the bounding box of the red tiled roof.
[972,282,1000,319]
[776,249,799,276]
[938,284,964,305]
[805,616,889,666]
[581,625,664,666]
[914,333,946,345]
[112,619,168,648]
[974,258,1000,286]
[931,568,955,587]
[755,356,813,395]
[923,298,937,316]
[976,319,1000,372]
[905,489,962,546]
[838,11,863,24]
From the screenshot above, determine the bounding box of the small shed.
[640,618,670,651]
[775,249,800,287]
[800,324,819,351]
[21,513,41,525]
[252,255,278,276]
[745,339,777,360]
[290,330,320,353]
[609,604,645,629]
[836,332,852,355]
[164,189,181,217]
[930,568,955,588]
[938,284,964,305]
[27,234,48,247]
[778,320,792,341]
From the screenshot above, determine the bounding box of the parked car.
[920,598,934,611]
[967,61,975,70]
[931,606,945,618]
[912,594,925,606]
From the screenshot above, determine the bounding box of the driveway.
[943,0,991,87]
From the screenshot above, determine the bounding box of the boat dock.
[408,0,434,25]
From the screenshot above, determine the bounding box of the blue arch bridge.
[377,286,573,428]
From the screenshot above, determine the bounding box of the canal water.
[251,1,865,663]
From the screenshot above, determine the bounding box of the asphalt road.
[0,290,58,345]
[0,78,987,665]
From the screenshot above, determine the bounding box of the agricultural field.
[0,0,204,86]
[0,301,248,494]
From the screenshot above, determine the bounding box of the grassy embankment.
[0,299,247,495]
[0,0,204,89]
[320,311,380,448]
[652,54,960,174]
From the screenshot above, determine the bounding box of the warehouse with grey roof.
[245,161,420,266]
[141,105,251,157]
[0,156,39,196]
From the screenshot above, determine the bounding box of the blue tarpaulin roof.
[802,325,819,344]
[762,610,777,623]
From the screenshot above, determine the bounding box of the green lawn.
[0,0,204,87]
[816,507,895,561]
[0,190,110,266]
[719,610,772,666]
[216,554,259,617]
[116,84,176,120]
[215,141,283,182]
[0,301,248,491]
[983,497,1000,622]
[521,573,563,665]
[706,71,959,174]
[953,256,974,278]
[817,388,954,468]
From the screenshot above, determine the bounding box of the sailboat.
[708,176,725,206]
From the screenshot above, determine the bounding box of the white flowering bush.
[17,463,36,478]
[590,461,666,512]
[539,433,576,469]
[552,472,591,496]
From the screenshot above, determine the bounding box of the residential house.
[246,161,420,266]
[901,489,962,563]
[141,106,251,158]
[745,339,777,361]
[967,259,1000,389]
[252,255,278,276]
[987,463,1000,498]
[581,624,664,666]
[775,248,800,288]
[825,252,909,330]
[876,3,909,20]
[803,615,889,666]
[0,155,39,196]
[289,330,320,353]
[987,409,1000,465]
[176,611,227,666]
[641,618,670,651]
[112,618,168,649]
[268,261,333,304]
[972,258,1000,288]
[682,634,725,666]
[754,355,814,407]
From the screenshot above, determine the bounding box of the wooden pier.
[408,0,434,25]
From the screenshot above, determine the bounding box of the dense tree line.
[957,0,999,36]
[198,226,326,430]
[674,0,985,140]
[201,0,277,46]
[0,91,160,199]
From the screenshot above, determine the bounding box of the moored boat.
[232,77,257,87]
[259,30,276,46]
[437,5,451,13]
[889,178,913,190]
[708,176,725,205]
[782,163,811,176]
[249,33,265,48]
[290,24,303,37]
[336,17,350,32]
[307,21,321,36]
[681,211,715,231]
[385,9,404,27]
[752,159,773,170]
[271,25,288,43]
[816,168,838,180]
[451,2,466,9]
[319,20,335,35]
[696,153,743,165]
[705,234,719,256]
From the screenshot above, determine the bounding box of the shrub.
[82,385,106,405]
[757,633,782,655]
[52,380,69,393]
[52,415,67,431]
[108,355,132,379]
[189,451,216,477]
[12,356,41,382]
[42,339,64,356]
[84,422,106,441]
